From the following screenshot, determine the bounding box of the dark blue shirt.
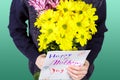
[8,0,107,76]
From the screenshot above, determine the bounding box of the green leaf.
[33,72,40,80]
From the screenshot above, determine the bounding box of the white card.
[39,50,90,80]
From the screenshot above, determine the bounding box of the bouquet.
[34,0,98,52]
[29,0,98,79]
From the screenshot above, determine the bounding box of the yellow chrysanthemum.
[34,0,98,52]
[75,28,92,46]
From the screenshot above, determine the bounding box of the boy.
[8,0,107,80]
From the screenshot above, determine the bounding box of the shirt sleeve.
[8,0,40,63]
[86,0,108,64]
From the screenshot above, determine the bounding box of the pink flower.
[29,0,46,11]
[47,0,59,8]
[28,0,59,15]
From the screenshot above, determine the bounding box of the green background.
[0,0,120,80]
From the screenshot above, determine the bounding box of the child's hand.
[67,60,89,80]
[35,54,46,69]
